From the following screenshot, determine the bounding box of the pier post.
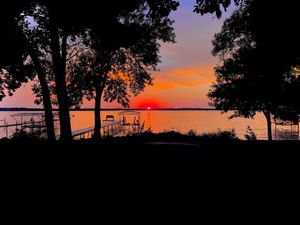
[5,119,8,138]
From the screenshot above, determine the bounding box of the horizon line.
[0,107,217,111]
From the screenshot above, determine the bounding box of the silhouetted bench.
[104,115,114,121]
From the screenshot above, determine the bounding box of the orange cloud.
[131,85,212,108]
[130,65,216,108]
[150,66,215,91]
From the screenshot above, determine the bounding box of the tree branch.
[66,48,81,61]
[67,41,81,50]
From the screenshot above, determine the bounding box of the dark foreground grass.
[1,131,298,210]
[1,131,300,190]
[1,131,300,162]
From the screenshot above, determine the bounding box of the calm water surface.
[0,110,299,140]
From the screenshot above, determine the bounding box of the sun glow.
[134,99,162,109]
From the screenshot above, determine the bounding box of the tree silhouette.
[0,1,56,140]
[70,48,154,138]
[195,0,300,75]
[38,0,179,140]
[208,1,300,141]
[68,2,178,139]
[194,0,243,18]
[1,1,179,141]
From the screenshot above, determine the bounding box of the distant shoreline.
[0,107,218,112]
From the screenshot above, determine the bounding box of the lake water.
[0,110,299,140]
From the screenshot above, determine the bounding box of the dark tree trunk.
[15,25,56,141]
[263,110,273,141]
[31,52,56,141]
[93,85,103,139]
[93,53,111,139]
[48,16,72,141]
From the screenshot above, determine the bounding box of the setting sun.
[134,99,163,109]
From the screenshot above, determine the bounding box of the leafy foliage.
[194,0,244,18]
[209,1,300,118]
[11,128,46,141]
[187,129,197,136]
[201,129,238,140]
[244,126,257,141]
[0,1,36,101]
[68,1,178,108]
[208,0,300,141]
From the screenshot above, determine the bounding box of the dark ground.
[1,136,299,203]
[1,136,300,163]
[1,132,300,178]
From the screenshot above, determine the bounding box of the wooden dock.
[68,120,123,140]
[69,111,144,140]
[1,111,143,140]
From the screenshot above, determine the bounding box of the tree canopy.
[208,0,300,141]
[0,1,33,100]
[0,0,179,140]
[194,0,243,18]
[65,1,178,138]
[195,0,300,78]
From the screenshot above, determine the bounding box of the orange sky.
[131,66,216,108]
[0,0,232,109]
[130,1,232,109]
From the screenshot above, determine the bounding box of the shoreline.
[0,108,219,112]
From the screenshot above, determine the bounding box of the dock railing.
[70,120,123,140]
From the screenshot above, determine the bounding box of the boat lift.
[0,112,59,139]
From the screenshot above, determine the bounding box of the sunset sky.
[0,0,233,109]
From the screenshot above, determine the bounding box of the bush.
[11,128,46,141]
[244,126,257,141]
[200,129,239,141]
[187,129,197,136]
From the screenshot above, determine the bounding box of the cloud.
[131,84,212,108]
[151,66,215,91]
